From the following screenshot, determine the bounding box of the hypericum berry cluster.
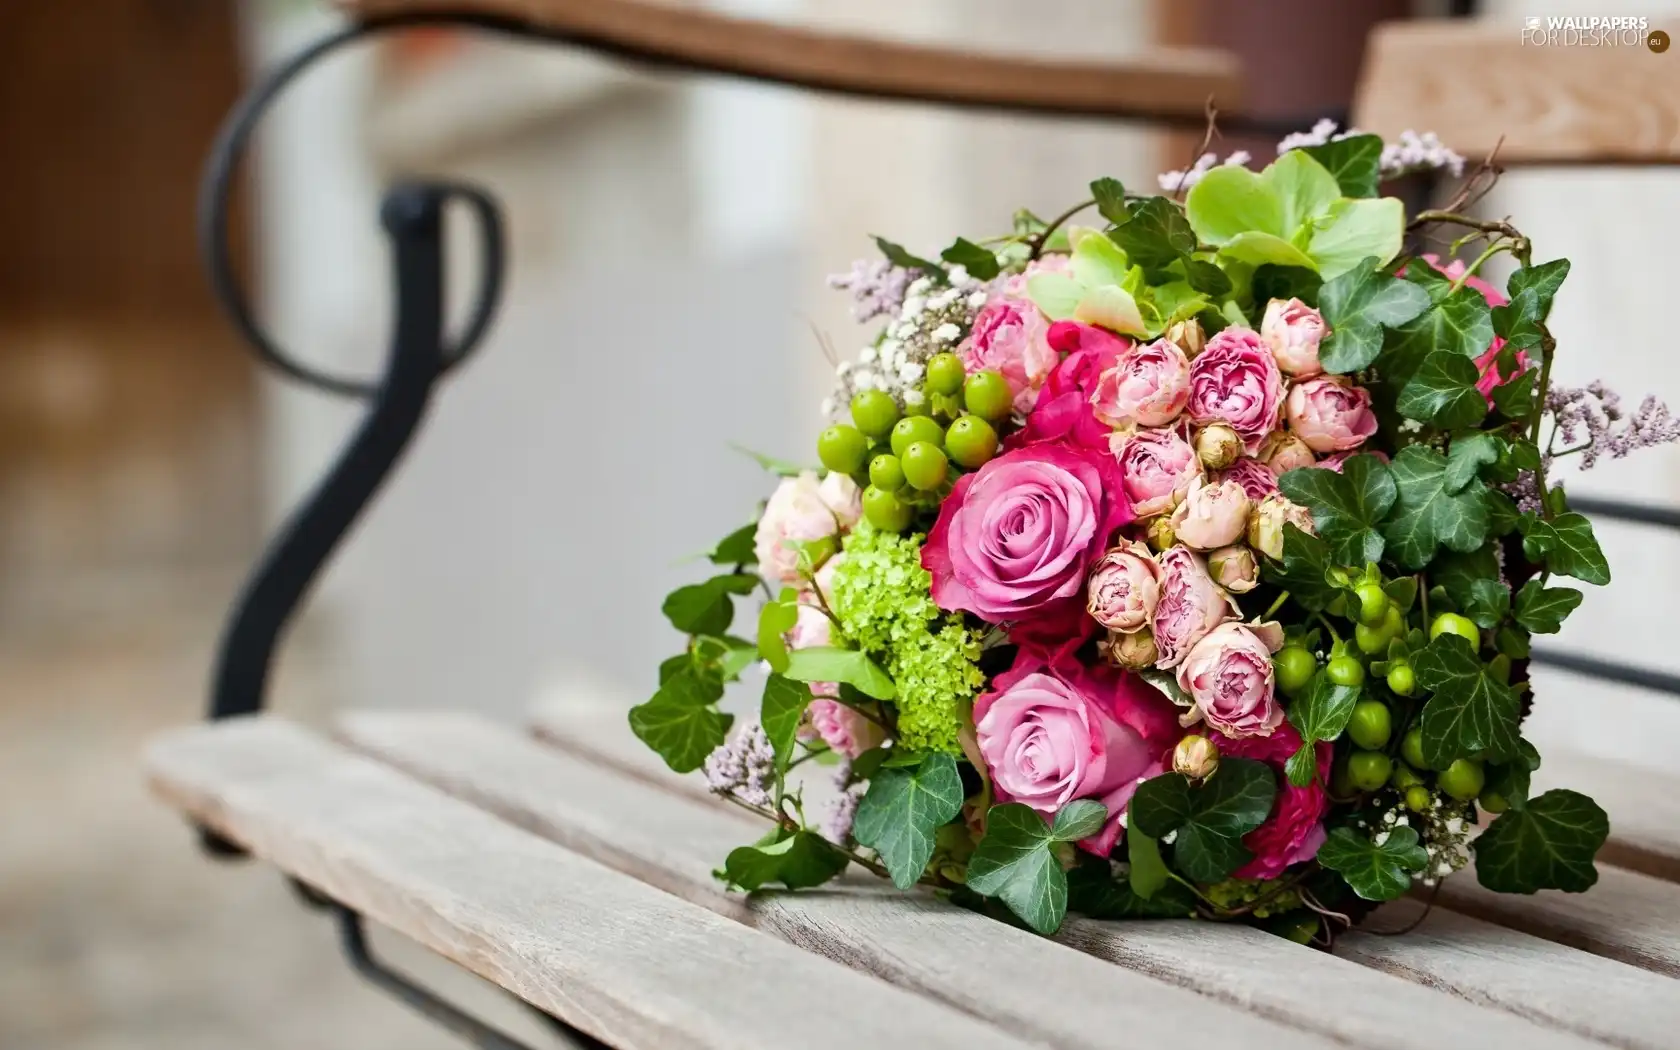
[827,257,915,323]
[1547,380,1680,470]
[1157,150,1253,193]
[826,268,986,418]
[703,722,776,808]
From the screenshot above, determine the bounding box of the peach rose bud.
[1086,541,1162,633]
[1105,627,1160,670]
[1169,476,1253,551]
[1260,297,1328,378]
[1172,734,1220,780]
[1248,492,1317,560]
[1207,545,1259,593]
[1195,423,1243,471]
[1167,318,1206,358]
[1258,431,1317,475]
[1146,514,1178,552]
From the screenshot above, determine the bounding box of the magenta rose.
[1085,540,1160,633]
[1111,426,1201,518]
[1217,457,1279,501]
[1215,723,1330,880]
[1186,326,1284,454]
[1009,321,1130,453]
[1090,337,1191,428]
[1287,377,1378,453]
[960,295,1056,413]
[975,651,1179,855]
[923,440,1131,631]
[1260,297,1327,378]
[1152,546,1238,669]
[1176,621,1284,738]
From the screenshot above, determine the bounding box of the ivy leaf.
[852,753,964,890]
[1485,739,1542,811]
[1380,286,1496,388]
[1090,177,1128,225]
[628,684,733,774]
[1381,446,1494,570]
[1512,580,1585,634]
[1413,634,1523,768]
[708,523,758,566]
[1129,759,1276,884]
[1318,826,1429,901]
[1432,545,1500,612]
[661,573,759,636]
[1463,579,1512,630]
[1284,673,1360,786]
[1444,433,1503,493]
[1127,831,1170,899]
[1396,352,1488,430]
[1260,524,1341,611]
[1502,258,1571,328]
[721,829,849,891]
[873,235,943,276]
[1183,259,1232,297]
[1519,511,1610,586]
[1277,454,1396,565]
[782,646,897,700]
[965,804,1074,935]
[1492,371,1539,423]
[759,674,811,776]
[1317,260,1433,374]
[1251,264,1323,308]
[940,237,1001,280]
[1300,134,1383,198]
[1473,789,1608,894]
[1109,197,1198,271]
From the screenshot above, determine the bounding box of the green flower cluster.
[829,523,984,754]
[1200,877,1304,920]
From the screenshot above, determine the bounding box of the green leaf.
[1251,264,1323,309]
[1413,634,1522,768]
[1183,259,1232,297]
[1185,164,1285,245]
[1318,261,1432,374]
[708,523,758,566]
[1519,512,1610,586]
[1301,133,1383,197]
[940,237,1000,280]
[628,696,733,774]
[1474,789,1608,894]
[1308,197,1406,279]
[1444,433,1503,493]
[1070,227,1133,289]
[1277,454,1396,565]
[1260,524,1341,612]
[1129,759,1277,883]
[1285,672,1361,783]
[661,573,758,636]
[965,804,1071,935]
[759,674,810,776]
[1381,446,1494,570]
[722,830,850,891]
[1067,860,1199,919]
[1051,800,1110,842]
[851,753,964,890]
[1431,545,1501,612]
[1109,197,1197,270]
[873,235,943,276]
[1262,150,1342,233]
[1502,259,1571,328]
[729,443,810,477]
[1284,745,1318,790]
[1090,177,1128,225]
[756,599,798,673]
[1318,825,1429,901]
[1127,831,1169,899]
[1220,231,1318,271]
[1512,580,1585,634]
[1492,370,1539,422]
[1463,578,1511,630]
[782,645,896,700]
[1074,284,1149,336]
[1396,352,1489,430]
[1380,287,1496,391]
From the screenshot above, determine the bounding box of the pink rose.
[1287,377,1378,453]
[923,440,1131,630]
[974,651,1179,855]
[1010,322,1130,453]
[1085,540,1161,633]
[787,600,831,651]
[960,296,1056,413]
[1185,326,1284,454]
[1111,426,1201,518]
[1258,431,1317,474]
[1168,476,1252,551]
[804,697,885,759]
[1260,297,1327,378]
[1152,546,1238,669]
[1215,723,1330,880]
[1316,449,1389,473]
[753,471,843,585]
[1217,457,1279,501]
[1176,622,1284,738]
[1090,337,1191,428]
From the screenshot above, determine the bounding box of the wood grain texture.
[350,710,1597,1050]
[143,718,1034,1050]
[1339,900,1680,1050]
[1354,20,1680,165]
[344,0,1241,121]
[1536,751,1680,883]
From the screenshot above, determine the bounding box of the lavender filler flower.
[827,258,914,324]
[703,723,776,808]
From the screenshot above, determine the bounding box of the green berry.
[817,424,869,475]
[1437,758,1486,801]
[964,370,1014,422]
[1354,582,1389,626]
[861,485,912,532]
[1386,663,1416,697]
[1429,612,1481,647]
[1347,751,1393,792]
[1347,700,1393,750]
[890,415,945,458]
[944,415,1000,469]
[901,441,950,491]
[868,453,906,492]
[1274,647,1317,697]
[1479,789,1510,814]
[926,353,966,396]
[849,389,901,440]
[1326,654,1365,688]
[1400,727,1429,770]
[1405,785,1434,813]
[1390,762,1423,790]
[1355,619,1393,656]
[903,395,934,417]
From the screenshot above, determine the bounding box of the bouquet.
[632,123,1679,943]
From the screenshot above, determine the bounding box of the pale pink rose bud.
[1194,423,1243,471]
[1172,734,1220,780]
[1090,338,1192,428]
[1167,318,1206,358]
[1169,476,1253,551]
[1146,515,1177,552]
[754,471,844,585]
[1177,622,1286,738]
[1260,298,1328,378]
[1153,546,1240,669]
[1248,493,1317,560]
[1086,541,1162,633]
[1258,431,1317,475]
[1185,326,1285,454]
[1207,545,1259,593]
[1286,377,1378,454]
[1106,627,1159,670]
[817,471,863,529]
[1112,426,1202,519]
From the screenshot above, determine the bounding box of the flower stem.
[1448,239,1509,295]
[1263,590,1291,620]
[1029,198,1095,260]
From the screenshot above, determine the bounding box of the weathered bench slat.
[1339,900,1680,1050]
[143,718,1037,1050]
[343,710,1599,1050]
[1535,752,1680,884]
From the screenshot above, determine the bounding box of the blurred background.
[2,0,1676,1047]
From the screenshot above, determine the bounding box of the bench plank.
[344,710,1598,1050]
[1535,752,1680,883]
[144,718,1035,1050]
[1338,900,1680,1050]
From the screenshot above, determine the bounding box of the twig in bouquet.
[806,318,840,369]
[1170,99,1223,204]
[1027,198,1096,261]
[1435,135,1505,218]
[1299,888,1353,944]
[1406,211,1532,267]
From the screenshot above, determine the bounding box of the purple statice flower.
[1158,150,1252,193]
[1276,117,1348,153]
[828,258,914,323]
[703,722,776,808]
[1502,469,1545,516]
[1547,381,1680,470]
[821,782,867,846]
[1275,121,1465,179]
